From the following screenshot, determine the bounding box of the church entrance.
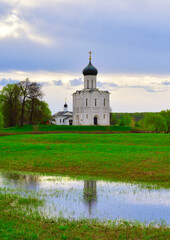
[94,117,98,125]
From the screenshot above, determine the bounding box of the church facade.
[73,53,110,125]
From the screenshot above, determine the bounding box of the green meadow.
[0,131,169,239]
[0,133,169,188]
[1,124,131,134]
[0,190,169,240]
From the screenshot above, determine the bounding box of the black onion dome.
[64,103,68,107]
[82,60,98,76]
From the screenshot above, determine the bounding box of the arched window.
[86,114,88,119]
[87,80,89,88]
[104,98,106,106]
[95,98,97,106]
[86,98,88,106]
[103,114,105,119]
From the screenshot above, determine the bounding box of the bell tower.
[64,99,68,112]
[83,51,98,90]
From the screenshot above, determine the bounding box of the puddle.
[0,172,169,224]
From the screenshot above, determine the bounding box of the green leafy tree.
[144,113,168,133]
[0,104,3,129]
[24,99,51,124]
[0,84,21,127]
[119,114,131,126]
[160,110,170,133]
[135,118,144,129]
[130,116,136,128]
[110,113,118,125]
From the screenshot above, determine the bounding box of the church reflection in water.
[83,181,97,215]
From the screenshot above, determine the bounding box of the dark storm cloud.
[70,78,83,86]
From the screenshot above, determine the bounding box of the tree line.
[0,78,51,128]
[110,111,170,133]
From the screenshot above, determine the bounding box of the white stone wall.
[73,89,110,125]
[55,116,65,125]
[64,117,73,125]
[52,116,73,125]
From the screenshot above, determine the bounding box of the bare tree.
[28,82,43,124]
[18,78,31,126]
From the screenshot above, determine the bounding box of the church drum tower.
[73,52,110,125]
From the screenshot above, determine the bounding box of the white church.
[73,52,110,125]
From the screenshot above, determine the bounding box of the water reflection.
[83,181,97,215]
[4,172,39,183]
[0,171,169,224]
[1,172,40,189]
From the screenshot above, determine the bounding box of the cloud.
[109,83,119,88]
[70,78,83,86]
[130,85,158,92]
[0,78,19,86]
[39,80,63,86]
[97,81,118,89]
[0,0,170,73]
[0,10,51,45]
[52,80,63,86]
[0,77,63,87]
[161,81,170,85]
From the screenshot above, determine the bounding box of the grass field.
[0,190,169,240]
[0,133,169,188]
[1,124,131,134]
[0,132,169,239]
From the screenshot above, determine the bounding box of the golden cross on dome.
[89,51,92,60]
[65,98,67,104]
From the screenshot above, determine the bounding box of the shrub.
[0,106,3,130]
[144,113,168,133]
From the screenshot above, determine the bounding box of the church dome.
[83,51,98,76]
[64,103,68,108]
[83,60,98,76]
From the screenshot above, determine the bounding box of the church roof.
[64,116,73,120]
[82,60,98,76]
[51,111,73,118]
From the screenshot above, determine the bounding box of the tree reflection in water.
[2,172,39,188]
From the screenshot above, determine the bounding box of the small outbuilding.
[51,102,73,125]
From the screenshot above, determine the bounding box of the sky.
[0,0,170,114]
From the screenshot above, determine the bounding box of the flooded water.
[0,171,169,224]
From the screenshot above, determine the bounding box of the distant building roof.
[51,111,73,118]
